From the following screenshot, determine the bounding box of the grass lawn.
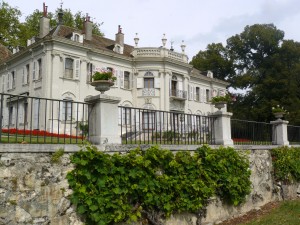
[242,200,300,225]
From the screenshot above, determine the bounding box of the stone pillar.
[212,111,234,146]
[271,119,289,146]
[85,94,121,144]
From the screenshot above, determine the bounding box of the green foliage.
[0,1,22,50]
[271,146,300,183]
[0,2,103,50]
[51,148,65,164]
[67,144,251,224]
[92,71,116,81]
[78,122,88,137]
[210,94,232,104]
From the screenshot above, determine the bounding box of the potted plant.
[210,94,231,111]
[272,105,287,120]
[90,69,117,94]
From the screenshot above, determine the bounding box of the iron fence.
[0,93,90,144]
[231,119,273,145]
[287,125,300,144]
[119,106,216,145]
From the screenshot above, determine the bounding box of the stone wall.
[0,145,299,225]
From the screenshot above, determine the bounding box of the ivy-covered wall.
[0,145,299,225]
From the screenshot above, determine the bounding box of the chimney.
[58,7,64,25]
[84,14,93,41]
[115,25,124,46]
[39,3,50,38]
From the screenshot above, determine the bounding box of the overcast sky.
[5,0,300,60]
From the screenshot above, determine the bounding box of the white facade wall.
[0,32,228,134]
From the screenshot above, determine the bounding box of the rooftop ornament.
[162,34,167,48]
[134,33,139,47]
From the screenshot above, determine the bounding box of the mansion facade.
[0,8,228,134]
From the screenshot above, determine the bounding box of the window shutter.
[136,78,143,88]
[7,73,10,89]
[189,85,192,100]
[33,99,39,129]
[18,104,24,124]
[178,81,183,90]
[33,61,36,80]
[120,70,124,88]
[154,78,160,88]
[75,59,80,79]
[9,73,13,90]
[22,67,25,84]
[194,86,197,101]
[2,75,5,92]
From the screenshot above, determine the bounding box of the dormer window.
[71,33,83,43]
[113,44,123,54]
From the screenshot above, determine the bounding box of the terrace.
[1,93,299,146]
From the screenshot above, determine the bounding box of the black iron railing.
[288,125,300,144]
[0,93,90,144]
[119,106,216,145]
[231,119,273,145]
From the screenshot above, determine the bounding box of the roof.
[48,25,134,57]
[0,43,12,62]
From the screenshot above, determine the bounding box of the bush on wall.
[271,146,300,184]
[67,144,251,225]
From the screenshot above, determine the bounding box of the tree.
[0,1,22,50]
[191,24,300,124]
[190,43,233,80]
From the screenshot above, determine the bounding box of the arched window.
[144,71,154,88]
[171,75,177,96]
[62,98,73,121]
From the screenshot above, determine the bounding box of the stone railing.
[132,47,188,63]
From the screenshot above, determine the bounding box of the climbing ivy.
[271,146,300,184]
[67,144,251,225]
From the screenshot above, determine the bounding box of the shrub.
[271,146,300,183]
[67,144,251,224]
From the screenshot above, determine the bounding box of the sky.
[4,0,300,60]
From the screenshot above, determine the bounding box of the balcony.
[170,89,187,100]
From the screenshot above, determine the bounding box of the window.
[124,71,130,89]
[74,34,80,42]
[65,58,74,78]
[144,71,154,88]
[87,63,94,83]
[171,75,177,96]
[9,106,14,126]
[196,87,200,101]
[26,64,30,84]
[37,58,42,79]
[11,71,15,89]
[143,111,155,130]
[62,99,73,121]
[206,89,210,102]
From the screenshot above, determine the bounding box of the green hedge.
[67,144,251,225]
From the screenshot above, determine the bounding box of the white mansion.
[0,8,228,134]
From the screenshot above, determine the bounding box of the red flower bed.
[232,138,251,143]
[1,128,83,139]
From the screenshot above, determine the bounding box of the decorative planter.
[273,112,285,120]
[214,102,226,111]
[90,80,114,94]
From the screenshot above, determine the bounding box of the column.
[271,119,289,146]
[85,94,121,144]
[212,111,234,146]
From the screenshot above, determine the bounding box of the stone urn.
[273,112,285,120]
[214,102,226,111]
[90,80,114,94]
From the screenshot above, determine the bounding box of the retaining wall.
[0,144,299,225]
